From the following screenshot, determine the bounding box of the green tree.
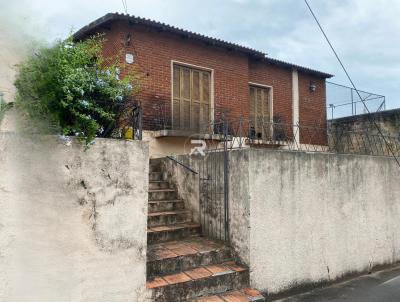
[15,35,139,144]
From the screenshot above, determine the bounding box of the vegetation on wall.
[0,97,13,124]
[14,35,139,144]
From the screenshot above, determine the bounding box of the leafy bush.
[15,35,139,144]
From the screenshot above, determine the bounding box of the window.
[249,85,272,139]
[172,64,211,131]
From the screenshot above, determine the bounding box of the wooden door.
[173,64,211,132]
[250,86,271,139]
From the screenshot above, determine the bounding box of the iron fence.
[149,99,400,157]
[152,100,170,131]
[191,118,399,157]
[131,105,143,140]
[101,101,143,140]
[198,150,229,242]
[327,81,386,119]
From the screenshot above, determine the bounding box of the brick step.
[149,199,185,213]
[149,188,178,201]
[149,180,171,190]
[147,223,201,244]
[147,237,232,278]
[148,210,192,227]
[147,262,249,302]
[149,172,164,181]
[194,288,265,302]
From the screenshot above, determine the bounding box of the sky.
[1,0,399,114]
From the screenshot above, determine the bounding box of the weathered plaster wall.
[228,151,251,265]
[142,130,189,159]
[161,155,200,223]
[245,149,400,295]
[0,134,149,302]
[145,147,400,297]
[329,108,400,137]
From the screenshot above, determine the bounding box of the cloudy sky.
[1,0,399,112]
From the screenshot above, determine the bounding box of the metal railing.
[153,101,171,130]
[187,117,400,157]
[150,99,399,157]
[327,81,386,119]
[166,155,198,174]
[131,105,143,140]
[102,102,143,140]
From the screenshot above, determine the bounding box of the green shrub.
[15,35,139,145]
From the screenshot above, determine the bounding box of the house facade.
[75,13,333,156]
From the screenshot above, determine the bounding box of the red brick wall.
[100,20,328,143]
[248,60,293,125]
[102,21,250,130]
[298,73,327,144]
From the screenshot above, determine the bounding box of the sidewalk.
[274,264,400,302]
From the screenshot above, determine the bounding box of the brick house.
[74,13,333,156]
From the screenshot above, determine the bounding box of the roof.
[74,13,333,79]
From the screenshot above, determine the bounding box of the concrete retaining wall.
[232,149,400,295]
[0,134,149,302]
[329,108,400,137]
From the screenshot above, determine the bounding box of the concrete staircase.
[147,158,265,302]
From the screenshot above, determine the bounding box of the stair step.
[149,172,164,181]
[149,199,183,203]
[149,189,176,193]
[146,157,264,302]
[149,199,185,212]
[148,210,192,227]
[148,210,190,217]
[147,223,201,244]
[149,189,178,201]
[149,158,163,172]
[147,237,232,278]
[194,288,265,302]
[149,181,171,190]
[147,262,249,302]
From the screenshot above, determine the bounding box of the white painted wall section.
[292,69,300,142]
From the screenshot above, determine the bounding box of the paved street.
[275,265,400,302]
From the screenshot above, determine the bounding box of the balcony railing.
[150,100,399,157]
[165,116,399,157]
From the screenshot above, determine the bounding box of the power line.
[303,0,400,167]
[121,0,128,14]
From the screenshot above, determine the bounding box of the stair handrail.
[166,156,198,175]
